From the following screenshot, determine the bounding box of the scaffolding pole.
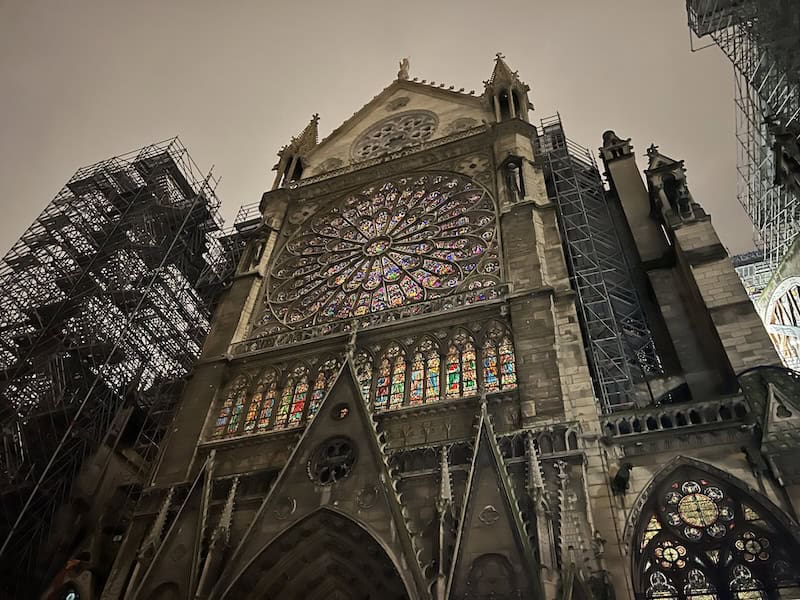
[537,116,662,412]
[687,0,800,284]
[0,139,251,595]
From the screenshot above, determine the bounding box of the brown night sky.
[0,0,755,255]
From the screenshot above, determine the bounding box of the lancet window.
[446,330,478,399]
[213,376,249,437]
[309,358,340,416]
[354,350,374,400]
[375,343,406,412]
[244,369,278,433]
[212,359,342,440]
[633,465,800,600]
[483,323,517,393]
[360,325,516,411]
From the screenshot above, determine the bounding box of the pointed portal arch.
[223,508,410,600]
[629,457,800,599]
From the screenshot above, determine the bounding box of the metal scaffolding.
[537,116,662,412]
[687,0,800,281]
[0,139,252,592]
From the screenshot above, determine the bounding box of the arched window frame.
[307,357,342,418]
[481,321,518,395]
[273,364,310,430]
[374,343,406,412]
[212,375,250,438]
[408,337,443,406]
[445,329,478,400]
[630,460,800,600]
[243,368,279,434]
[354,349,375,403]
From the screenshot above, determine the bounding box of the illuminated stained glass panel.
[308,358,341,416]
[355,351,373,401]
[375,344,405,412]
[483,340,499,393]
[244,371,277,433]
[213,377,248,438]
[636,470,800,600]
[274,366,309,430]
[264,173,499,331]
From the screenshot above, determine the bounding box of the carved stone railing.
[601,396,749,438]
[232,284,508,356]
[289,124,491,189]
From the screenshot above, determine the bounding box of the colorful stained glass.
[409,352,425,405]
[274,366,309,430]
[641,515,662,551]
[636,470,799,600]
[213,377,248,438]
[244,371,277,432]
[308,359,340,416]
[265,173,499,330]
[426,353,441,402]
[499,337,517,387]
[483,340,499,393]
[446,345,461,399]
[355,351,373,401]
[390,355,406,408]
[462,343,477,395]
[375,358,392,410]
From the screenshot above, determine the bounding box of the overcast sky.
[0,0,754,256]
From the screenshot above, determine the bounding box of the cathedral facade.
[59,57,800,600]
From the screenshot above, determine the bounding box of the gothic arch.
[626,456,800,599]
[222,508,411,600]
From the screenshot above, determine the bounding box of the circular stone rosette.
[266,172,500,327]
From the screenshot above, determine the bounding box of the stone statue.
[398,57,410,80]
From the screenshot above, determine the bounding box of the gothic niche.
[351,111,438,161]
[263,172,500,329]
[632,464,800,599]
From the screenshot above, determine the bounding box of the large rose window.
[266,173,499,328]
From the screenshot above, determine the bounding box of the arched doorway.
[224,509,410,600]
[630,459,800,599]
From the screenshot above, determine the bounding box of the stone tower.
[52,57,800,600]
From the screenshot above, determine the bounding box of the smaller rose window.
[735,531,771,562]
[663,480,731,541]
[654,540,688,570]
[309,437,357,485]
[352,111,438,161]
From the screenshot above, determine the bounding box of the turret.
[483,53,532,123]
[271,113,319,189]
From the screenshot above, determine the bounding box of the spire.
[272,114,319,188]
[483,53,532,123]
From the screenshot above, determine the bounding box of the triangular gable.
[302,79,489,175]
[446,403,541,600]
[209,358,427,599]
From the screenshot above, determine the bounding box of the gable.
[303,81,491,177]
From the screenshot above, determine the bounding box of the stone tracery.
[262,172,500,334]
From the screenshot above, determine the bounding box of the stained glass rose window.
[265,173,499,328]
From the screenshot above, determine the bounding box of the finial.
[647,143,659,156]
[495,52,506,60]
[398,57,410,80]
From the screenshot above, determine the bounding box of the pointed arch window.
[244,369,278,433]
[446,331,478,399]
[308,358,341,416]
[633,465,800,600]
[409,338,441,405]
[483,324,518,393]
[213,376,249,438]
[274,365,309,430]
[354,350,373,401]
[375,343,405,411]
